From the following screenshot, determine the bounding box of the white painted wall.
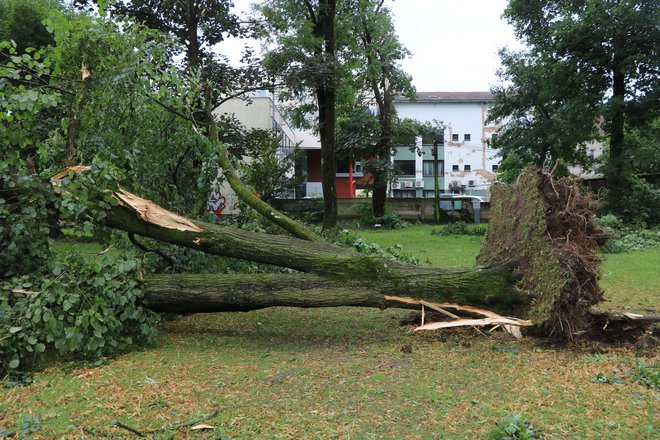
[395,99,501,197]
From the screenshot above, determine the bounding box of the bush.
[595,214,660,253]
[607,177,660,226]
[350,202,409,229]
[431,221,488,236]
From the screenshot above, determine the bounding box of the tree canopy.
[489,0,659,221]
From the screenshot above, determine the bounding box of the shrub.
[350,202,409,229]
[595,214,660,253]
[431,221,488,236]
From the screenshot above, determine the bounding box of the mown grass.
[1,226,658,439]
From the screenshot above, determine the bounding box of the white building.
[393,92,500,198]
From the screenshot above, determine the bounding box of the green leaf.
[35,343,46,353]
[9,359,20,369]
[9,326,22,334]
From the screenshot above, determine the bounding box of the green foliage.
[0,0,58,55]
[491,0,659,210]
[0,170,53,277]
[487,413,540,440]
[633,359,659,390]
[334,229,420,265]
[595,215,660,253]
[602,176,660,227]
[431,222,488,237]
[590,372,625,385]
[350,201,408,229]
[237,129,303,203]
[594,214,623,230]
[0,253,158,378]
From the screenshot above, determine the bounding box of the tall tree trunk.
[315,0,338,230]
[371,82,392,218]
[607,67,628,214]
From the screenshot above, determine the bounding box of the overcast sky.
[218,0,521,92]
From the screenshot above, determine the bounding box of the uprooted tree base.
[46,167,655,340]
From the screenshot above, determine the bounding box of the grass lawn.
[2,226,658,439]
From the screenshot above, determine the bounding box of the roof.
[396,91,494,103]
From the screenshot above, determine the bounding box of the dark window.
[393,190,416,198]
[492,164,499,172]
[452,134,459,142]
[337,157,362,174]
[394,160,416,176]
[464,134,471,141]
[464,165,471,171]
[336,157,351,174]
[423,160,444,176]
[452,164,459,172]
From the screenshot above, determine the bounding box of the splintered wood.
[384,295,532,338]
[113,189,203,232]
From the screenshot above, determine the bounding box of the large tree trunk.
[96,168,607,337]
[314,0,338,230]
[144,268,522,314]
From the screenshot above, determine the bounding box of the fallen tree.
[83,167,611,338]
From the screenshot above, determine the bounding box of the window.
[464,134,471,141]
[452,164,459,172]
[337,157,363,175]
[394,160,416,176]
[492,164,499,172]
[464,165,471,171]
[423,160,444,176]
[452,134,459,142]
[393,190,416,198]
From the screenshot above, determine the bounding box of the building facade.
[213,92,302,214]
[393,92,500,199]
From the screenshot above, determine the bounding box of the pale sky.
[218,0,521,92]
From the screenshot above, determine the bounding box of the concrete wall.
[273,198,491,223]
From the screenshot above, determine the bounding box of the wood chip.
[415,317,532,332]
[50,166,91,180]
[190,423,214,431]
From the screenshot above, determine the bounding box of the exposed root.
[479,168,612,338]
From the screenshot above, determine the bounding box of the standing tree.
[342,0,414,217]
[488,49,599,180]
[260,0,340,230]
[490,0,659,219]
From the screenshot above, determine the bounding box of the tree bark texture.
[144,268,523,314]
